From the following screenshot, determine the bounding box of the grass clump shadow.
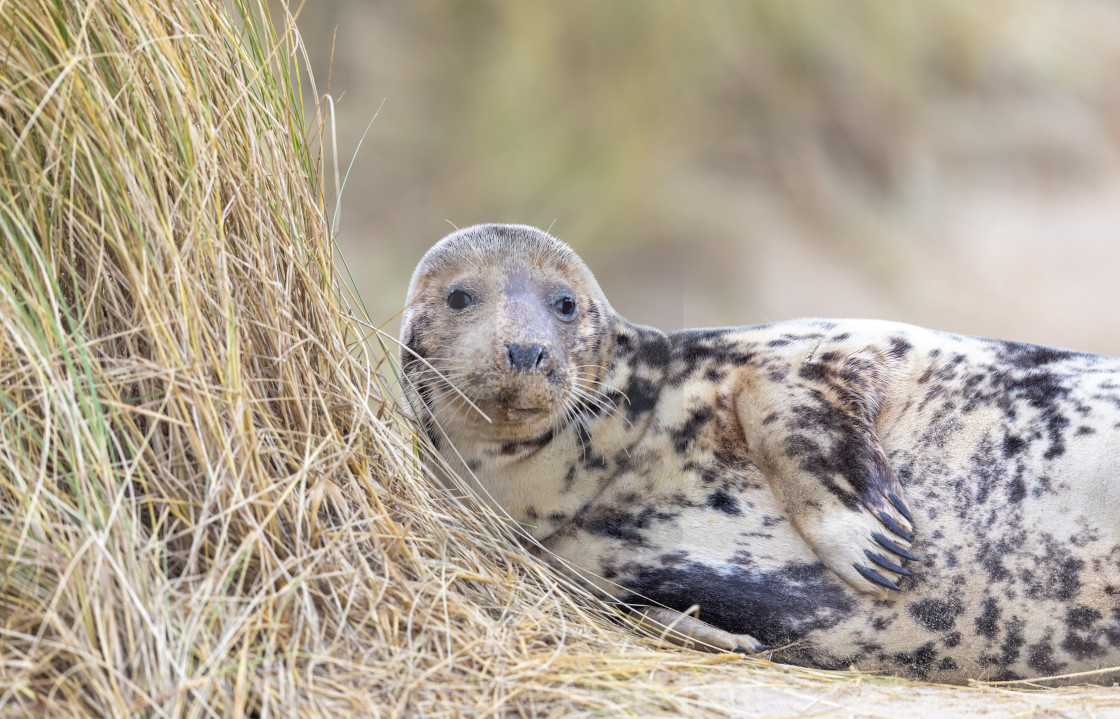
[3,1,1119,717]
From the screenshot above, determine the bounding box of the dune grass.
[1,1,1119,717]
[0,0,754,715]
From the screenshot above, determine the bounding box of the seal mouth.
[502,406,549,422]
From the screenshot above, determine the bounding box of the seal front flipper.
[631,607,769,655]
[739,348,916,598]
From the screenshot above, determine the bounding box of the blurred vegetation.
[296,0,1120,352]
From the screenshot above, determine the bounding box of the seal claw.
[872,532,918,561]
[887,492,913,523]
[854,563,902,591]
[865,549,912,576]
[876,511,913,543]
[734,643,771,654]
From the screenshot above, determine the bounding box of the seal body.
[401,224,1120,683]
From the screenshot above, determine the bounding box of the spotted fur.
[401,224,1120,683]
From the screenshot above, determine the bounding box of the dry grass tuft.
[2,1,1119,717]
[0,1,737,714]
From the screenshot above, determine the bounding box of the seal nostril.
[505,343,548,372]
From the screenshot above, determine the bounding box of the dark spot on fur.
[667,330,756,385]
[1002,435,1026,457]
[907,598,962,633]
[562,465,576,492]
[1026,635,1066,675]
[1061,631,1107,660]
[975,597,1000,639]
[623,377,659,419]
[635,329,672,369]
[938,657,959,671]
[977,539,1014,583]
[1006,476,1026,503]
[890,642,938,680]
[575,421,593,450]
[981,616,1026,674]
[1023,537,1084,602]
[582,453,608,471]
[1065,606,1102,631]
[660,550,688,566]
[500,428,554,455]
[999,341,1080,369]
[943,632,962,648]
[672,406,714,453]
[582,506,677,546]
[706,489,741,515]
[1043,412,1070,460]
[889,337,912,358]
[620,561,853,647]
[1107,623,1120,649]
[797,363,828,384]
[1000,617,1025,666]
[857,640,883,656]
[1076,426,1096,436]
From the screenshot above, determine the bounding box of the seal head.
[401,224,617,448]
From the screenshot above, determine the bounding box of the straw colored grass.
[2,1,1119,717]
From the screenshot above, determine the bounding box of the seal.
[400,223,1120,683]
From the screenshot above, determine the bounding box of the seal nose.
[505,343,547,372]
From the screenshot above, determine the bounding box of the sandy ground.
[703,682,1120,719]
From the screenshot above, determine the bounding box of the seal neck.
[517,318,670,541]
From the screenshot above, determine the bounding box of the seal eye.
[446,289,473,311]
[553,295,577,321]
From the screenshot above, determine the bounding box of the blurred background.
[289,1,1120,355]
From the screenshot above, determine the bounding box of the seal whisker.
[407,370,479,409]
[567,380,627,425]
[398,346,492,423]
[568,376,631,425]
